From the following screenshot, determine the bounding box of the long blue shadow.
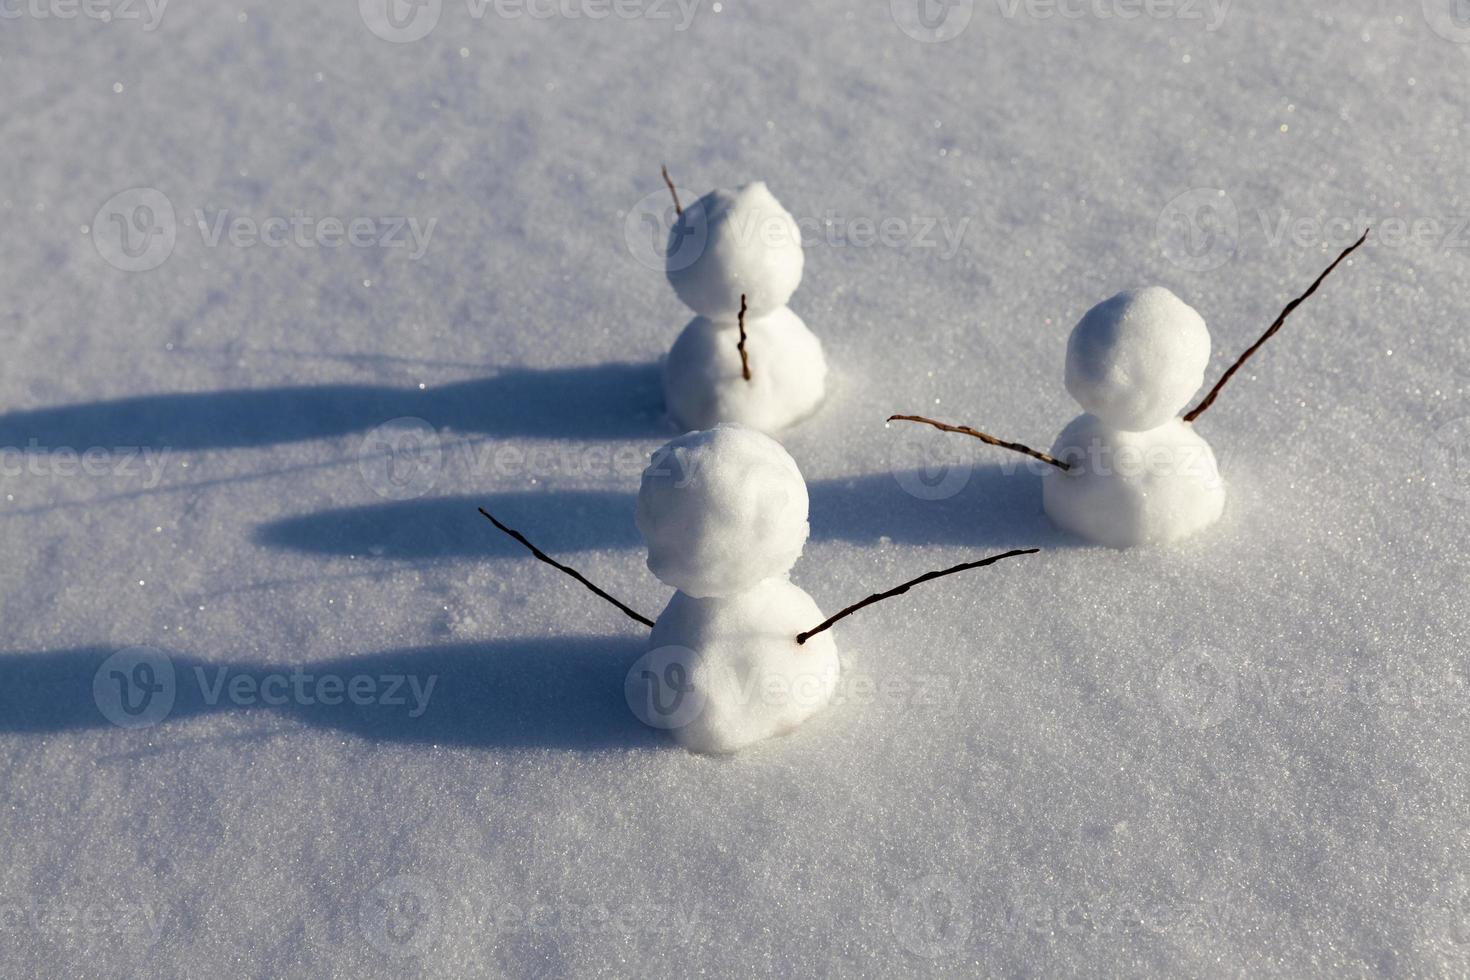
[0,637,661,751]
[0,362,663,450]
[251,465,1067,562]
[253,490,642,559]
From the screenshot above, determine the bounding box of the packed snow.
[1043,414,1227,547]
[1064,286,1212,432]
[640,576,840,755]
[666,182,805,320]
[633,424,836,754]
[663,307,828,432]
[2,1,1469,977]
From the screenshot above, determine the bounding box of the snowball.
[1042,413,1226,547]
[663,306,828,434]
[640,576,840,754]
[636,425,810,598]
[666,182,805,319]
[1064,287,1212,431]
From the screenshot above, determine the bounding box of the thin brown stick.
[661,165,682,217]
[887,414,1070,471]
[736,293,752,381]
[1184,228,1369,423]
[478,507,655,629]
[796,549,1040,645]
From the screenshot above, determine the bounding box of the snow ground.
[2,1,1469,976]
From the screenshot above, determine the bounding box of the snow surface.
[3,1,1470,977]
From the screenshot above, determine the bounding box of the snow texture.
[662,307,828,433]
[2,1,1469,977]
[636,425,809,598]
[640,577,840,754]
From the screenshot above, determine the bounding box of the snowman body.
[1042,287,1226,547]
[633,424,838,753]
[663,183,828,434]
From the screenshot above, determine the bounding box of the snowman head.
[1064,287,1212,432]
[666,182,805,320]
[636,424,810,599]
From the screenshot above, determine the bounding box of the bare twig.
[737,293,752,381]
[478,507,655,629]
[661,165,682,218]
[887,415,1070,471]
[796,549,1040,645]
[1184,228,1369,423]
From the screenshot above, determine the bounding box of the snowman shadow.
[253,490,642,560]
[808,463,1077,551]
[254,465,1073,563]
[0,638,663,751]
[293,636,662,750]
[0,362,664,450]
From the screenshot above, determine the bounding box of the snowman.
[890,233,1367,547]
[631,424,839,753]
[478,423,1037,754]
[1040,286,1226,547]
[661,177,827,435]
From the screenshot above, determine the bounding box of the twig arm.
[736,294,752,382]
[478,507,655,629]
[1184,228,1369,423]
[796,549,1040,645]
[887,415,1070,471]
[661,165,682,217]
